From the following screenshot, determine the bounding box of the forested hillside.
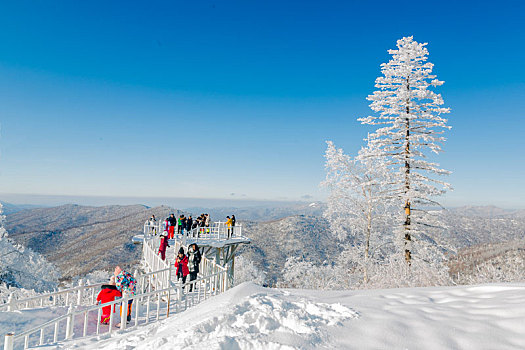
[3,203,525,286]
[5,204,177,279]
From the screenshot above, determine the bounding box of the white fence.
[142,235,171,291]
[0,267,172,314]
[3,270,228,350]
[0,280,103,313]
[3,223,231,350]
[144,221,243,242]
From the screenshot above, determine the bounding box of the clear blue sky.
[0,0,524,208]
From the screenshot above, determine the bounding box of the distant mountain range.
[185,201,326,222]
[0,201,43,215]
[448,205,525,219]
[3,201,525,285]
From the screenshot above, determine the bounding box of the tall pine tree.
[359,36,451,264]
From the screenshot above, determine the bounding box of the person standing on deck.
[150,215,157,235]
[187,243,201,291]
[168,213,177,239]
[205,214,210,234]
[186,215,193,236]
[178,215,185,235]
[231,215,236,236]
[198,215,206,237]
[225,216,233,239]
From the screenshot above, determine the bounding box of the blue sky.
[0,0,524,208]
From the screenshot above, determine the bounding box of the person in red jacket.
[174,247,189,284]
[158,232,170,261]
[96,277,122,324]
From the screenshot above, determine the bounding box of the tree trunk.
[364,201,372,283]
[404,79,412,265]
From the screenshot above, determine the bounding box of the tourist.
[187,243,202,291]
[186,215,193,236]
[158,231,170,261]
[205,214,210,234]
[114,266,137,323]
[168,213,177,239]
[96,276,122,324]
[163,217,170,237]
[178,215,185,235]
[225,216,233,238]
[174,247,189,284]
[199,215,206,237]
[149,215,157,235]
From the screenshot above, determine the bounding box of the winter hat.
[178,247,185,255]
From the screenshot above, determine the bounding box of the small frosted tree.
[0,202,60,292]
[322,140,393,282]
[359,36,451,264]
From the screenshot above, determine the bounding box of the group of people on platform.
[95,212,235,327]
[145,213,237,239]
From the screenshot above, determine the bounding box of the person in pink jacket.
[174,247,189,284]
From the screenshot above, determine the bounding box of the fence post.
[77,279,84,305]
[121,291,129,330]
[6,294,15,312]
[167,264,172,289]
[4,332,14,350]
[65,305,75,340]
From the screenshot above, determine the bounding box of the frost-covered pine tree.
[322,140,393,282]
[359,36,451,264]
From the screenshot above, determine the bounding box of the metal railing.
[142,235,171,291]
[0,269,165,314]
[144,221,244,243]
[3,222,231,350]
[0,280,103,313]
[3,269,228,350]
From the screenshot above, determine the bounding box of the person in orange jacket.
[96,276,122,324]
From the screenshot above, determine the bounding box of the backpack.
[116,271,137,296]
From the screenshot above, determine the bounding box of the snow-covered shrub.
[0,238,61,292]
[361,256,452,289]
[0,203,60,293]
[452,248,525,285]
[278,257,342,290]
[68,270,112,287]
[234,255,266,286]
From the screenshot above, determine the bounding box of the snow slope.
[51,282,525,350]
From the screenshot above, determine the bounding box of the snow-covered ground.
[17,282,517,350]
